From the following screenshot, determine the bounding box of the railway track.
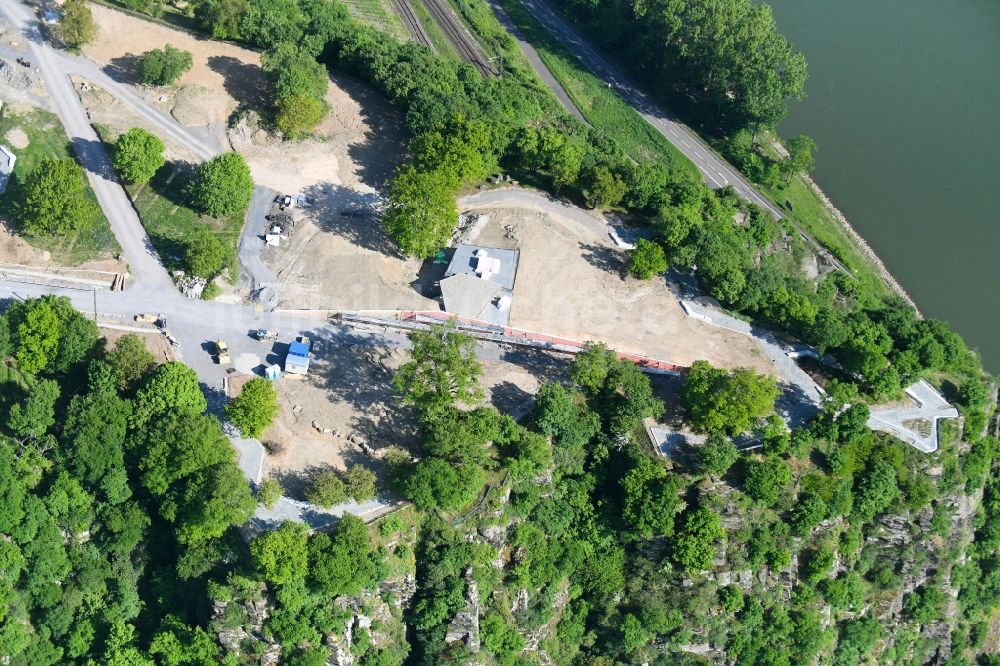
[422,0,494,77]
[392,0,437,53]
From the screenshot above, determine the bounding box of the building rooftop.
[439,245,520,326]
[288,340,310,357]
[440,274,503,322]
[0,145,16,195]
[445,245,519,291]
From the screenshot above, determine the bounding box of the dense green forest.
[3,0,999,663]
[1,299,999,664]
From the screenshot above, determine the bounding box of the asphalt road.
[517,0,785,219]
[487,0,585,123]
[0,0,174,290]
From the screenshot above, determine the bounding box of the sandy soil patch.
[84,3,265,126]
[265,211,436,311]
[0,224,50,265]
[470,207,774,375]
[100,327,175,364]
[4,127,27,149]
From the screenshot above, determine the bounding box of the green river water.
[766,0,1000,371]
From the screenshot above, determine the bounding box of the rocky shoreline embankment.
[770,137,922,316]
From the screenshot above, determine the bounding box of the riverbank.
[762,135,920,314]
[800,170,921,315]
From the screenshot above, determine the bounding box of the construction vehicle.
[215,340,231,365]
[254,329,278,341]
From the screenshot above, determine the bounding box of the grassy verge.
[369,506,420,580]
[411,0,463,61]
[342,0,410,42]
[446,0,512,61]
[754,137,890,299]
[0,107,119,265]
[764,177,886,295]
[93,124,240,278]
[90,0,205,37]
[127,164,241,276]
[495,0,700,182]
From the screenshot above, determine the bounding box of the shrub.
[257,478,283,509]
[275,94,326,138]
[185,229,228,278]
[343,465,378,502]
[57,0,97,47]
[628,239,668,279]
[306,470,347,507]
[225,377,279,438]
[188,153,254,217]
[139,44,193,86]
[16,158,98,235]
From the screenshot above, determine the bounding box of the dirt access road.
[0,0,174,291]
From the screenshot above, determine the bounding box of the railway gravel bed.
[423,0,493,76]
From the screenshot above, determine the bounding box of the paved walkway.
[486,0,586,123]
[868,380,959,453]
[679,298,959,451]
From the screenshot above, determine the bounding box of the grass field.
[91,125,240,278]
[341,0,411,42]
[0,108,119,265]
[495,0,700,182]
[127,163,241,277]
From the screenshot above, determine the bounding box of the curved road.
[516,0,783,218]
[0,0,223,291]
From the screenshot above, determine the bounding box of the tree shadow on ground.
[487,380,534,420]
[329,73,407,190]
[206,55,270,111]
[104,53,142,84]
[300,182,400,256]
[775,379,820,430]
[69,137,117,181]
[148,159,196,207]
[298,325,420,451]
[496,348,572,386]
[199,380,229,416]
[579,241,626,277]
[271,464,328,500]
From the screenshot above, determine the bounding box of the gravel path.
[239,186,279,310]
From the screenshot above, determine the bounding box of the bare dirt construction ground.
[83,3,263,128]
[251,333,566,498]
[468,207,775,375]
[99,327,175,363]
[256,76,431,312]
